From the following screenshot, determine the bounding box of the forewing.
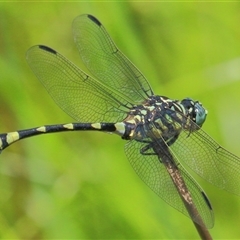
[26,45,132,122]
[72,14,154,104]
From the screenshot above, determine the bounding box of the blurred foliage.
[0,2,240,239]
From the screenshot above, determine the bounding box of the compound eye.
[180,98,207,126]
[195,102,207,126]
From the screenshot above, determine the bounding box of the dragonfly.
[0,14,240,229]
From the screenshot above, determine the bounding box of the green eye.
[195,102,207,126]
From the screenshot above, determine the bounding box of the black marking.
[0,133,9,150]
[201,191,212,210]
[99,123,116,131]
[87,14,101,26]
[39,45,57,54]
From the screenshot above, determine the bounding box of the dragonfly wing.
[72,14,154,104]
[26,45,132,122]
[124,138,214,228]
[169,126,240,196]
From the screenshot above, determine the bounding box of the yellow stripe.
[91,123,101,129]
[63,123,74,129]
[36,126,46,132]
[114,122,125,136]
[140,110,147,115]
[6,132,20,145]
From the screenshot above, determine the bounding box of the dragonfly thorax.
[122,95,207,141]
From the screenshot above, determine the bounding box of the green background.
[1,2,240,239]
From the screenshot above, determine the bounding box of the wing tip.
[39,45,57,54]
[87,14,101,27]
[201,191,212,211]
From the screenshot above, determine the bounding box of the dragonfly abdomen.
[0,122,126,151]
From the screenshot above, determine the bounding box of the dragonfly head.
[180,98,208,127]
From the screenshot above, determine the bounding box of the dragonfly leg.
[165,134,179,147]
[140,142,157,156]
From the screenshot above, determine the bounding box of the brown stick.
[165,159,212,239]
[154,144,212,240]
